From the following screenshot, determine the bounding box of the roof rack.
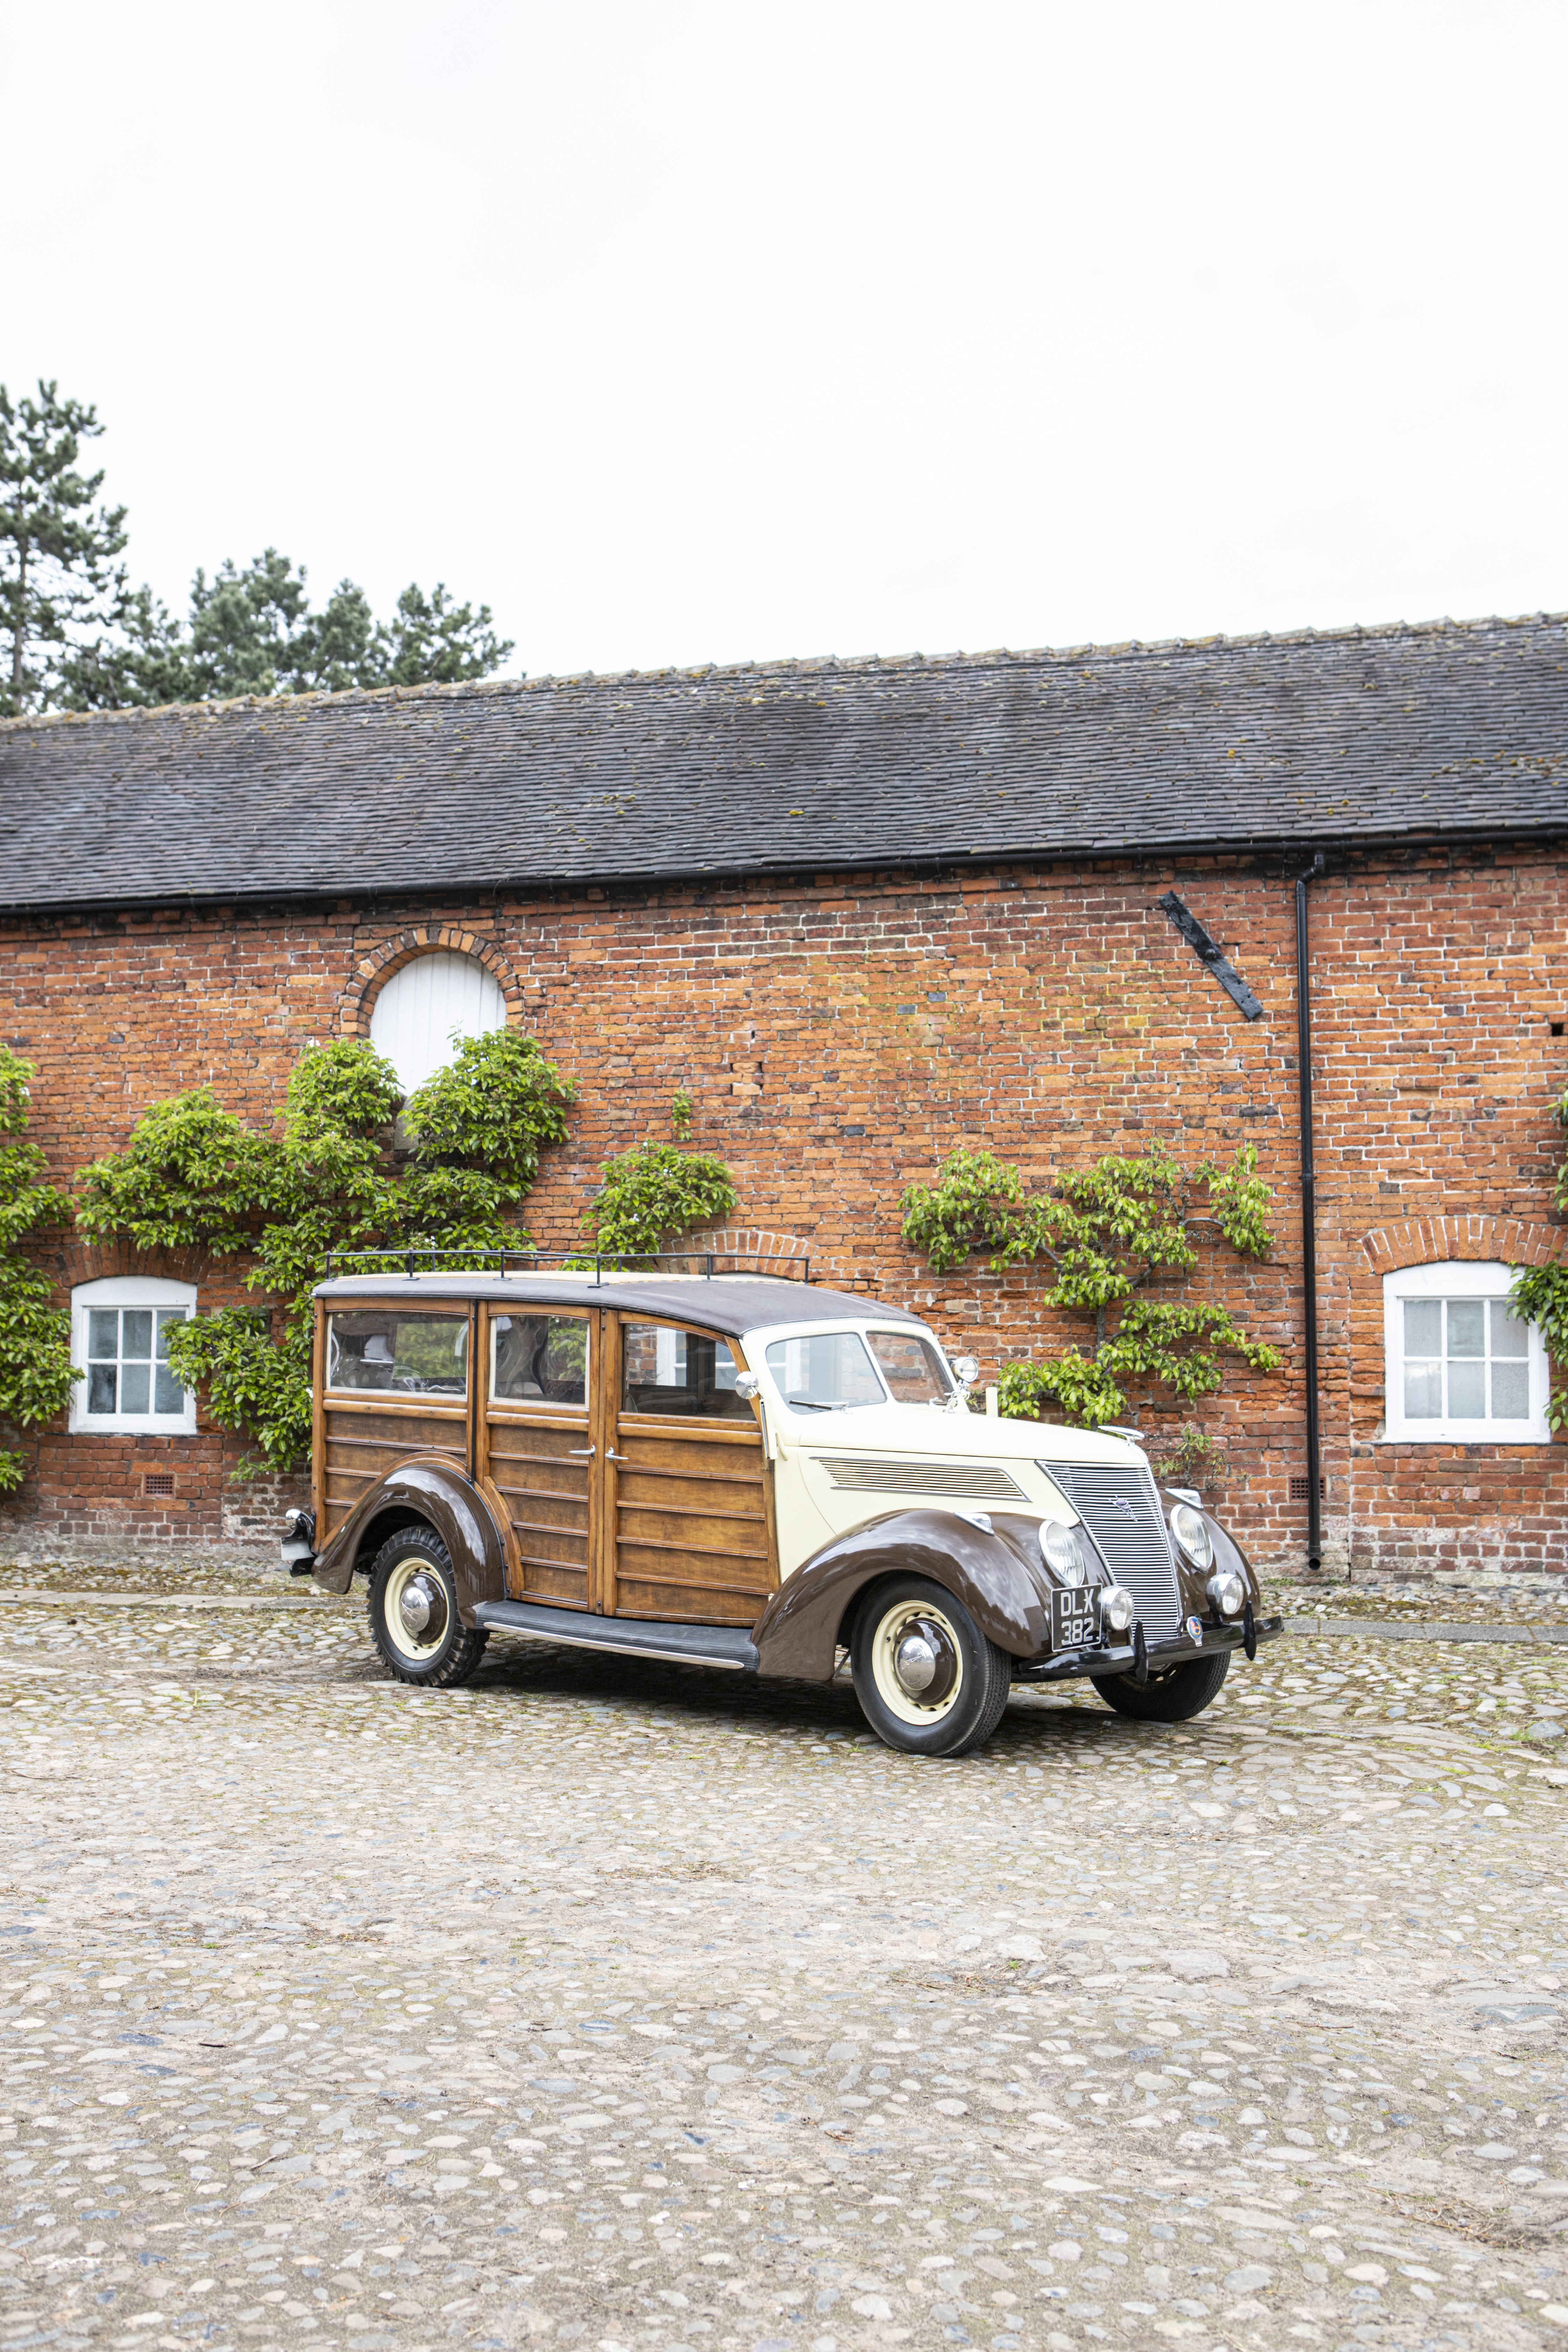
[320,1244,823,1285]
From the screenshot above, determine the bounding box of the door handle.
[568,1445,596,1456]
[606,1450,629,1463]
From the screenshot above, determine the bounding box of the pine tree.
[0,382,130,718]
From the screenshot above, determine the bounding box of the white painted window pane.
[1491,1301,1528,1359]
[154,1365,186,1415]
[1491,1361,1530,1419]
[88,1363,116,1413]
[88,1309,118,1360]
[1404,1360,1442,1419]
[1404,1301,1441,1357]
[121,1362,151,1414]
[1446,1301,1485,1358]
[122,1310,153,1360]
[369,952,506,1097]
[1447,1359,1485,1418]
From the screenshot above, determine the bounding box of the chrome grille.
[816,1456,1026,1503]
[1044,1460,1182,1639]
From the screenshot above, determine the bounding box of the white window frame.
[70,1276,199,1436]
[1382,1261,1549,1443]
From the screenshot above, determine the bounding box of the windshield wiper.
[786,1394,860,1411]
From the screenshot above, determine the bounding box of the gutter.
[1295,852,1326,1575]
[0,822,1566,925]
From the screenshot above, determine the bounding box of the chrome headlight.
[1206,1569,1246,1619]
[1041,1521,1087,1588]
[1169,1500,1213,1572]
[1101,1584,1136,1634]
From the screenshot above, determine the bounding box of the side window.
[620,1322,750,1419]
[491,1314,589,1406]
[71,1277,198,1435]
[327,1311,469,1397]
[1383,1263,1547,1441]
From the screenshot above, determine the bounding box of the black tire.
[1092,1650,1230,1723]
[368,1525,489,1688]
[849,1574,1013,1757]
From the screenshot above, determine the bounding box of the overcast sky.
[6,1,1564,681]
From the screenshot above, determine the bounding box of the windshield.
[867,1330,955,1404]
[765,1330,887,1412]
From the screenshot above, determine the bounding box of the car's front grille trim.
[814,1456,1026,1503]
[1043,1460,1183,1639]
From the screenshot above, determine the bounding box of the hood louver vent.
[815,1456,1026,1503]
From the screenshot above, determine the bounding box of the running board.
[473,1598,758,1673]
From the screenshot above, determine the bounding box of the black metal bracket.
[1157,891,1264,1021]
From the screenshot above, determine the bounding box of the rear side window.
[491,1314,589,1406]
[621,1323,750,1419]
[327,1312,469,1397]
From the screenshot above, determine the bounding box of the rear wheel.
[1092,1650,1230,1723]
[850,1575,1012,1757]
[368,1526,488,1688]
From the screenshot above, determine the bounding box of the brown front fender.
[312,1456,507,1626]
[752,1507,1052,1681]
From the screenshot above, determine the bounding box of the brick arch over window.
[338,927,525,1039]
[1361,1214,1567,1276]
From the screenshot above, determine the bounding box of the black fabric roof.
[3,614,1566,913]
[314,1270,923,1339]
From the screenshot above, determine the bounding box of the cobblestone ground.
[2,1566,1567,2352]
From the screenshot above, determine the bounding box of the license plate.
[1051,1587,1101,1650]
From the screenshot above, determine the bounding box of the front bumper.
[1013,1612,1284,1683]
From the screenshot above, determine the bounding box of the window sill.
[1377,1427,1551,1447]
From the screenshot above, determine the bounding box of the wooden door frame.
[478,1300,602,1608]
[602,1310,768,1621]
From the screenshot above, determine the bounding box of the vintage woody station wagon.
[287,1265,1279,1755]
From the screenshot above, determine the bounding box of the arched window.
[1382,1261,1549,1442]
[70,1276,199,1435]
[368,951,507,1099]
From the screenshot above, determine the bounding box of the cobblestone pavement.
[2,1569,1567,2352]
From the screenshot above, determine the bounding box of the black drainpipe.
[1295,852,1326,1575]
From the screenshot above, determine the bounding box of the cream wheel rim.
[383,1555,449,1662]
[870,1597,965,1726]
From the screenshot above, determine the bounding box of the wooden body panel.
[320,1398,467,1541]
[486,1410,595,1606]
[609,1407,773,1625]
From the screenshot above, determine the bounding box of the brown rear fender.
[312,1457,507,1626]
[752,1507,1051,1681]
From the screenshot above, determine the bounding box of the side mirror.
[734,1371,761,1402]
[951,1355,980,1387]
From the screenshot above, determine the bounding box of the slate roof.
[2,612,1566,913]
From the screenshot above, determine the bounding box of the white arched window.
[1382,1262,1549,1443]
[70,1276,199,1435]
[369,952,506,1099]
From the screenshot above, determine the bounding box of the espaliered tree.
[76,1033,576,1476]
[0,1048,77,1492]
[1510,1079,1568,1429]
[900,1141,1281,1428]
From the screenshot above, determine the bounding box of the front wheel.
[850,1575,1013,1757]
[368,1526,488,1688]
[1092,1650,1230,1723]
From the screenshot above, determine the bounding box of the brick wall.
[2,849,1564,1575]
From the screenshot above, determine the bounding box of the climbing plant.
[581,1140,736,1257]
[1510,1078,1568,1431]
[76,1031,575,1476]
[901,1140,1281,1428]
[0,1047,77,1493]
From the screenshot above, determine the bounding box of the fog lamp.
[1170,1500,1214,1572]
[1041,1521,1087,1587]
[1207,1569,1246,1618]
[1101,1584,1136,1634]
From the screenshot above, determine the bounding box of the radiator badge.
[1185,1615,1204,1644]
[1109,1495,1135,1517]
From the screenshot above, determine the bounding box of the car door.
[478,1304,601,1609]
[605,1315,777,1625]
